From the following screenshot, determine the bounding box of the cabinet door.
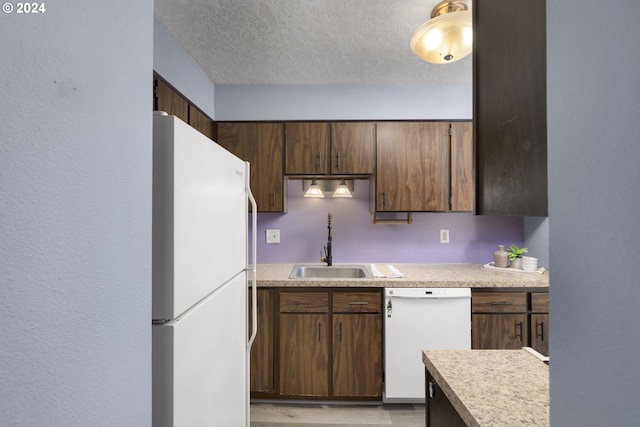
[285,122,330,175]
[332,314,382,397]
[216,122,285,212]
[154,78,189,123]
[376,122,449,211]
[472,313,528,349]
[249,289,274,393]
[279,313,329,396]
[450,122,474,212]
[530,313,549,356]
[426,370,467,427]
[474,0,547,216]
[330,122,375,174]
[530,292,549,356]
[188,105,213,139]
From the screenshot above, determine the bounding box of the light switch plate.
[266,229,280,244]
[440,229,450,244]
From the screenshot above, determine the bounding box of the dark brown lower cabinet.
[332,314,382,397]
[472,291,528,349]
[249,288,275,393]
[472,313,528,349]
[262,288,383,400]
[530,313,549,356]
[530,292,550,356]
[425,370,466,427]
[471,290,549,355]
[279,313,329,397]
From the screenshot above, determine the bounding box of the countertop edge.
[254,263,549,288]
[422,349,550,427]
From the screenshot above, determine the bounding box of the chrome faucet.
[321,212,333,266]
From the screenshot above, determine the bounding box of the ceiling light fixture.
[303,179,325,198]
[410,0,473,64]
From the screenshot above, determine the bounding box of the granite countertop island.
[256,263,549,288]
[422,349,549,427]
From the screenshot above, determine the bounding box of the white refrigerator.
[152,112,257,426]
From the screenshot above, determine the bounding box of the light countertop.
[422,349,549,427]
[255,263,549,288]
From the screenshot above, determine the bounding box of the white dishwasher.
[383,287,471,403]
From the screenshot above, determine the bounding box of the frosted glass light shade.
[303,180,325,198]
[410,10,472,64]
[332,181,353,198]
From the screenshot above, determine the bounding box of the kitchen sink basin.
[289,264,373,279]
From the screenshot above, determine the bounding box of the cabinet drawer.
[531,292,549,312]
[280,291,329,313]
[332,291,381,313]
[472,292,527,313]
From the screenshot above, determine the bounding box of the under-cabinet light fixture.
[303,179,325,198]
[302,179,354,198]
[332,180,353,198]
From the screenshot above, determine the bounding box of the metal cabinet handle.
[491,301,513,306]
[515,321,524,340]
[338,322,343,342]
[382,191,387,208]
[316,152,322,170]
[428,381,435,398]
[536,321,545,341]
[336,152,341,169]
[318,322,322,341]
[272,188,276,207]
[348,301,369,305]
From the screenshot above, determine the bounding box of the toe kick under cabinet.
[249,288,383,401]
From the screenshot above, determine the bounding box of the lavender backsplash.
[252,180,523,264]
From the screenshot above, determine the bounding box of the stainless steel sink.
[289,264,373,279]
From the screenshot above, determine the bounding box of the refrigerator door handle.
[245,161,258,427]
[246,161,258,350]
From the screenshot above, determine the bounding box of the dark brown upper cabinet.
[473,0,548,216]
[285,122,375,176]
[188,105,213,139]
[329,122,375,175]
[285,122,330,175]
[153,75,213,139]
[216,122,286,213]
[376,122,450,212]
[154,77,188,124]
[450,121,474,212]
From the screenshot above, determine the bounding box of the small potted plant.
[507,244,528,269]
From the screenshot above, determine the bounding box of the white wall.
[215,83,472,121]
[0,2,153,425]
[154,17,216,118]
[548,0,640,425]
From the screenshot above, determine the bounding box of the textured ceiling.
[154,0,472,85]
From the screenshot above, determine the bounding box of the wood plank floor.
[250,403,425,427]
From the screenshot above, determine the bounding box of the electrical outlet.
[440,229,450,244]
[266,229,280,244]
